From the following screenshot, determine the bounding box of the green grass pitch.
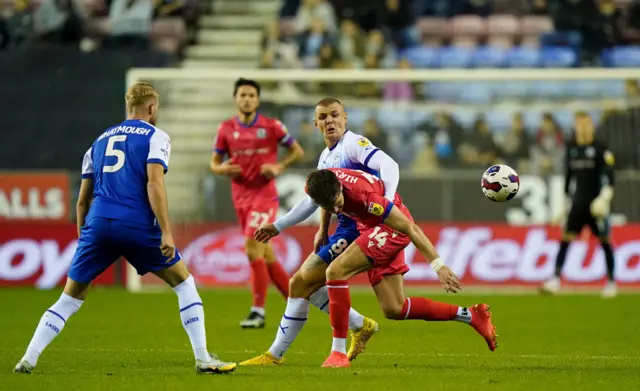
[1,288,639,391]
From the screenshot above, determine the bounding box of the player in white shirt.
[14,83,236,375]
[240,97,401,366]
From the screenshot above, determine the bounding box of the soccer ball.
[481,164,520,202]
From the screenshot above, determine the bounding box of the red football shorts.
[235,198,279,238]
[355,224,411,287]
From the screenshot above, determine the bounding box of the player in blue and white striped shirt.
[14,82,236,375]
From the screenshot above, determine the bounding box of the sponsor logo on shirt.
[357,138,370,147]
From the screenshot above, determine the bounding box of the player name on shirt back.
[97,126,152,142]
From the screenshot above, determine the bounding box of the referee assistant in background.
[540,112,618,297]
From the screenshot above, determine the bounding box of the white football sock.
[309,286,365,330]
[22,293,83,366]
[331,338,347,354]
[174,275,209,362]
[455,307,472,324]
[268,298,309,359]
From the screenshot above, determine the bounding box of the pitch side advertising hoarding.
[2,223,638,289]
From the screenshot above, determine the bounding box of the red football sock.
[267,261,290,298]
[399,297,458,321]
[327,280,350,339]
[249,259,269,308]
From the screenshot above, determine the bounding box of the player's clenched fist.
[161,233,176,260]
[254,223,280,243]
[260,163,283,179]
[436,266,462,293]
[220,161,242,178]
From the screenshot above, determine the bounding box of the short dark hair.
[305,170,341,208]
[316,97,343,107]
[234,78,261,97]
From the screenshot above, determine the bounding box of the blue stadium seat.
[425,82,463,101]
[530,81,567,99]
[376,106,412,129]
[495,81,531,100]
[484,110,513,134]
[553,110,575,131]
[599,80,627,98]
[565,80,602,99]
[438,46,474,68]
[601,46,640,67]
[506,47,541,68]
[451,110,479,128]
[472,46,508,68]
[540,47,577,67]
[346,108,371,128]
[522,110,544,131]
[403,47,439,68]
[459,82,494,103]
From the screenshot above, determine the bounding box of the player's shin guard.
[268,298,309,359]
[22,293,83,366]
[601,242,616,281]
[327,280,350,354]
[174,275,209,362]
[309,286,365,330]
[266,261,290,297]
[249,260,269,312]
[554,241,570,277]
[398,297,469,323]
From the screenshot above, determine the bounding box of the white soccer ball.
[481,164,520,202]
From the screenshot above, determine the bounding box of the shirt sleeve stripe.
[81,173,93,179]
[279,134,295,147]
[382,202,395,222]
[363,148,380,166]
[148,158,168,172]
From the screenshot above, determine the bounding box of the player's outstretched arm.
[147,163,175,258]
[255,195,320,243]
[384,206,461,293]
[365,150,400,201]
[76,178,94,237]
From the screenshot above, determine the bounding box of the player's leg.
[123,222,236,374]
[15,217,117,374]
[323,241,374,367]
[540,207,583,294]
[371,274,497,351]
[264,243,290,297]
[242,237,270,328]
[587,216,617,297]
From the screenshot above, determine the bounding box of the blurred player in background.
[259,168,497,368]
[210,78,304,328]
[541,112,617,297]
[240,98,416,367]
[15,83,236,375]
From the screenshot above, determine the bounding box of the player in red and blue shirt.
[210,78,304,329]
[260,168,498,368]
[14,82,236,375]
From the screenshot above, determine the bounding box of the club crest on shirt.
[333,152,341,165]
[233,131,239,139]
[256,128,266,139]
[368,202,384,216]
[585,146,595,158]
[357,138,370,147]
[604,150,615,165]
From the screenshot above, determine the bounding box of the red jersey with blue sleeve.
[326,168,413,286]
[214,114,294,205]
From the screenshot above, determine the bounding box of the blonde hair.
[125,82,158,112]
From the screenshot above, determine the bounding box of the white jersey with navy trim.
[82,119,171,226]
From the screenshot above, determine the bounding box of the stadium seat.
[450,109,478,128]
[473,46,508,67]
[495,81,530,100]
[540,47,577,67]
[483,109,513,134]
[506,46,541,67]
[451,36,478,48]
[601,46,640,67]
[520,16,554,36]
[438,46,474,68]
[522,110,544,131]
[565,80,602,99]
[553,110,575,130]
[459,82,494,103]
[530,81,567,99]
[599,80,627,98]
[346,108,371,128]
[403,46,439,68]
[424,82,463,101]
[451,15,486,38]
[486,15,520,38]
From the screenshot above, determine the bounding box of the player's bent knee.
[380,302,405,320]
[325,263,345,281]
[288,272,307,298]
